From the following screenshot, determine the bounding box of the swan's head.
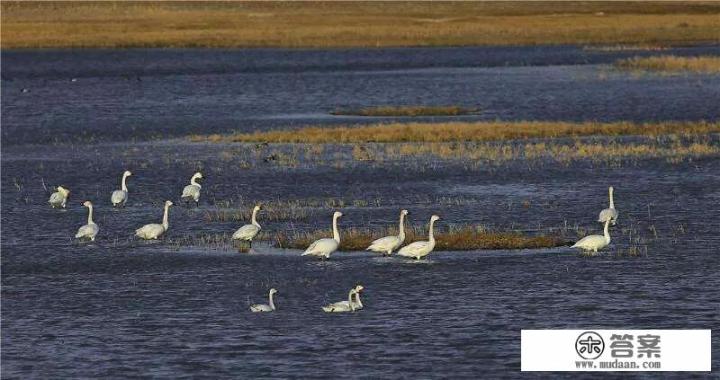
[431,215,441,222]
[609,186,614,193]
[269,288,278,295]
[192,172,203,180]
[334,211,343,218]
[82,200,92,207]
[57,186,70,195]
[401,209,409,216]
[354,285,364,292]
[165,200,174,207]
[123,170,132,177]
[253,205,261,212]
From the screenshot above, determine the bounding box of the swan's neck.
[397,213,406,241]
[354,291,363,308]
[251,208,260,228]
[332,214,340,243]
[348,290,356,311]
[162,204,170,230]
[121,174,129,191]
[87,205,94,225]
[191,177,201,188]
[269,292,275,310]
[428,218,436,243]
[603,220,611,243]
[609,188,615,209]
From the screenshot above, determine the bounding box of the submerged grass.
[330,106,479,117]
[3,2,719,48]
[614,55,720,74]
[191,121,720,144]
[275,225,569,251]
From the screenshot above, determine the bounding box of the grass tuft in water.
[614,55,720,74]
[330,106,479,117]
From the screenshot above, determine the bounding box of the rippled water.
[2,46,719,378]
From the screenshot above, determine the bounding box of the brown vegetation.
[331,106,478,117]
[614,55,720,74]
[2,2,719,48]
[191,121,720,144]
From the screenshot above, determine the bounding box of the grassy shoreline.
[190,121,720,144]
[2,2,719,49]
[614,55,720,73]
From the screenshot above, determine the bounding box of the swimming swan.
[572,220,611,253]
[367,209,408,256]
[250,288,277,312]
[111,170,132,207]
[320,285,364,312]
[302,211,342,260]
[135,201,173,240]
[48,186,70,208]
[181,172,203,206]
[598,186,618,225]
[398,215,440,260]
[322,288,359,313]
[75,201,99,241]
[232,205,262,246]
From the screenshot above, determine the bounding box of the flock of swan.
[50,171,618,312]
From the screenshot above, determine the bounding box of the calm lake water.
[2,46,719,378]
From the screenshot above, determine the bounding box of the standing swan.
[302,211,342,260]
[181,172,203,207]
[111,170,132,207]
[250,288,277,312]
[135,201,173,240]
[398,215,440,260]
[366,209,408,256]
[232,205,262,247]
[572,220,611,253]
[48,186,70,208]
[322,288,358,313]
[598,186,618,225]
[75,201,99,241]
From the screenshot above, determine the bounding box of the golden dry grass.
[614,55,720,73]
[330,106,478,117]
[275,225,568,251]
[2,1,719,48]
[191,121,720,144]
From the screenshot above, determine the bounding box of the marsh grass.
[3,2,719,48]
[191,121,720,144]
[614,55,720,73]
[582,45,669,52]
[330,106,479,117]
[275,225,569,251]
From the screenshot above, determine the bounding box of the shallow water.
[2,46,720,378]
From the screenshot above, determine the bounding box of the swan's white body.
[181,172,203,206]
[572,220,611,253]
[136,201,173,240]
[232,205,261,245]
[322,288,359,313]
[302,211,342,259]
[75,201,99,241]
[367,210,408,256]
[250,288,277,312]
[111,170,132,207]
[598,186,618,225]
[398,215,440,260]
[48,186,70,208]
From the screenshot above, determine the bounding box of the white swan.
[181,172,203,206]
[111,170,132,207]
[322,288,359,313]
[48,186,70,208]
[232,205,262,246]
[572,220,611,253]
[75,201,99,241]
[302,211,342,260]
[135,200,173,240]
[398,215,440,260]
[250,288,277,312]
[366,209,408,256]
[598,186,618,225]
[320,285,364,312]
